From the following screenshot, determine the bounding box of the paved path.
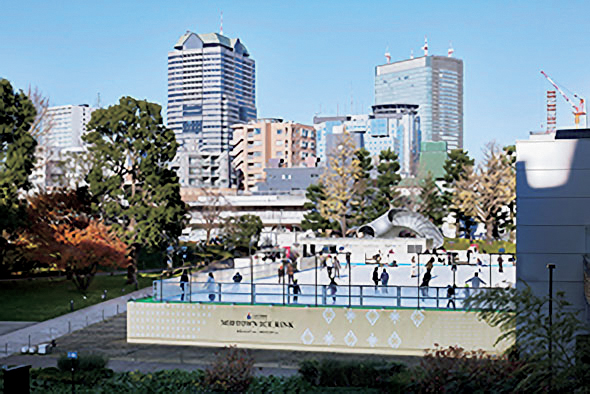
[0,286,152,357]
[0,322,35,336]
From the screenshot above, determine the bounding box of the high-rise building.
[231,119,316,192]
[45,105,95,149]
[314,104,421,177]
[375,55,463,150]
[167,31,256,188]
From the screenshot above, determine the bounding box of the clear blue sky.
[2,0,589,161]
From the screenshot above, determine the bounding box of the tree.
[222,214,263,255]
[319,132,362,235]
[0,79,38,271]
[453,142,515,240]
[494,145,516,241]
[416,172,446,227]
[83,97,188,266]
[16,189,129,292]
[443,149,475,238]
[195,188,232,244]
[465,286,590,391]
[368,148,402,221]
[301,183,335,234]
[349,148,375,227]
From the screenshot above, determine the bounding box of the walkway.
[0,286,152,357]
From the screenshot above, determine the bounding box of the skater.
[420,269,432,296]
[411,256,418,278]
[232,271,243,283]
[278,264,285,284]
[476,257,484,272]
[291,279,301,303]
[446,285,457,309]
[380,268,390,293]
[465,272,486,288]
[333,255,341,278]
[205,272,216,301]
[287,261,295,284]
[326,254,334,279]
[426,257,435,271]
[387,249,397,266]
[180,269,189,301]
[372,266,380,291]
[497,255,504,273]
[328,278,338,304]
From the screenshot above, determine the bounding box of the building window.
[254,128,261,135]
[276,129,283,134]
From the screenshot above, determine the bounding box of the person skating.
[380,268,389,294]
[328,278,338,304]
[426,257,435,271]
[291,279,301,303]
[205,272,216,301]
[278,264,285,284]
[372,266,380,291]
[465,272,486,288]
[180,269,189,301]
[410,256,418,278]
[498,255,504,273]
[420,269,432,296]
[333,255,341,278]
[232,271,243,283]
[446,284,457,309]
[326,254,334,279]
[287,262,295,284]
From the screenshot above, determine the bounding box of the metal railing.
[152,279,499,310]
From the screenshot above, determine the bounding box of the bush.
[299,359,408,390]
[57,352,108,372]
[247,375,314,393]
[411,345,525,393]
[204,346,254,392]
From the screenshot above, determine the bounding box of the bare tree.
[196,188,233,243]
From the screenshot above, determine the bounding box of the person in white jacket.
[205,272,216,301]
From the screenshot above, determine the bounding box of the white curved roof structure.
[357,208,444,249]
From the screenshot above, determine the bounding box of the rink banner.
[127,302,509,356]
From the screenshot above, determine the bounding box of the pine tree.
[443,149,475,237]
[83,97,187,267]
[368,148,402,221]
[301,183,335,234]
[350,148,375,227]
[417,172,446,227]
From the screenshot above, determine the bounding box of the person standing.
[426,257,435,272]
[446,285,456,309]
[476,257,484,272]
[205,272,216,302]
[326,254,334,279]
[291,279,301,303]
[328,278,337,304]
[287,262,295,284]
[411,256,418,278]
[420,269,432,296]
[372,266,380,291]
[380,268,390,294]
[232,272,243,283]
[278,264,285,284]
[333,255,341,278]
[180,269,189,301]
[465,272,486,289]
[497,255,504,273]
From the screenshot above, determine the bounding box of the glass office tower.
[375,56,463,150]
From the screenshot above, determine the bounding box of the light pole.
[547,263,556,392]
[249,239,255,304]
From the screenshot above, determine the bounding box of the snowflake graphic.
[301,329,314,345]
[345,309,356,323]
[344,330,357,347]
[367,333,378,347]
[411,310,425,328]
[323,331,335,346]
[388,332,402,349]
[365,310,380,326]
[323,308,336,324]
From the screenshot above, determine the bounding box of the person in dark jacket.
[233,272,243,283]
[420,269,432,296]
[446,284,457,309]
[180,269,189,301]
[291,279,301,303]
[372,266,380,292]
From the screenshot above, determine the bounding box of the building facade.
[44,105,95,149]
[375,56,463,150]
[231,119,316,191]
[167,31,256,188]
[314,104,421,177]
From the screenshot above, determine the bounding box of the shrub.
[247,375,313,393]
[204,346,254,392]
[411,344,525,393]
[299,359,407,390]
[57,352,108,372]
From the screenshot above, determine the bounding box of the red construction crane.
[541,70,586,128]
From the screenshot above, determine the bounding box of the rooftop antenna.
[422,36,429,56]
[410,49,414,59]
[448,41,454,57]
[95,92,101,108]
[220,11,223,35]
[385,47,391,64]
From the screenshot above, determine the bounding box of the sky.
[2,0,590,161]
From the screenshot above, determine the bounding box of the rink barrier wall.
[127,301,510,356]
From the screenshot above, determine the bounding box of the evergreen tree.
[350,148,375,227]
[368,148,401,221]
[83,97,187,267]
[417,172,446,227]
[443,149,475,237]
[301,183,335,234]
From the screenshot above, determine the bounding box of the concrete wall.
[516,133,590,318]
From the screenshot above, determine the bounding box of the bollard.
[5,343,7,355]
[68,321,71,333]
[70,300,74,312]
[116,304,119,314]
[28,335,31,348]
[102,309,105,321]
[86,316,88,326]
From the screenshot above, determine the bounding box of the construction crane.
[541,70,586,128]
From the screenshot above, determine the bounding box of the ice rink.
[155,253,515,310]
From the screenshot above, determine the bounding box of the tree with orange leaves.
[17,188,129,292]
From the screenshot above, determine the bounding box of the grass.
[0,274,153,322]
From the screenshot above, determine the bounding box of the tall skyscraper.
[375,55,463,150]
[167,31,256,188]
[45,104,95,149]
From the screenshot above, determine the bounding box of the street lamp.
[249,239,256,304]
[547,263,556,392]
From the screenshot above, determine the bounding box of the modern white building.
[516,129,590,320]
[44,105,95,149]
[167,31,256,188]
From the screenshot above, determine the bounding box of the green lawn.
[444,238,516,253]
[0,274,153,322]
